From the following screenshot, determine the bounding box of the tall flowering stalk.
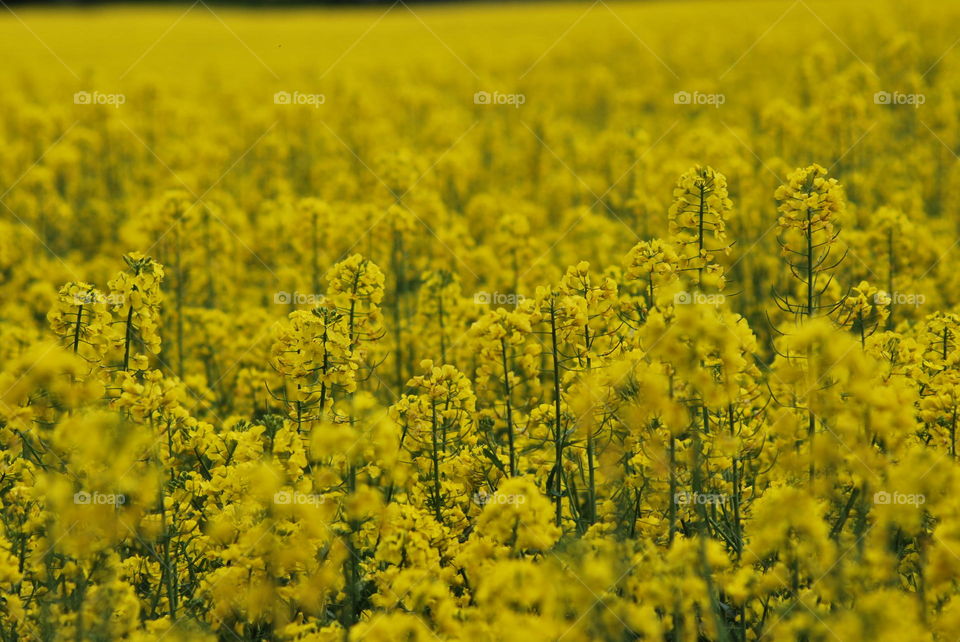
[391,362,476,525]
[325,254,386,382]
[773,164,846,484]
[557,262,620,526]
[108,253,165,373]
[415,269,467,368]
[531,286,587,527]
[47,283,112,363]
[773,164,846,321]
[836,281,889,346]
[270,306,355,430]
[668,166,733,291]
[919,313,960,457]
[623,238,680,319]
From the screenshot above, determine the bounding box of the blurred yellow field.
[3,0,960,639]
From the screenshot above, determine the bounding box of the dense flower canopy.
[1,0,960,640]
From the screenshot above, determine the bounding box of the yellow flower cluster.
[668,166,733,290]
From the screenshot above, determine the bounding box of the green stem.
[549,304,563,527]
